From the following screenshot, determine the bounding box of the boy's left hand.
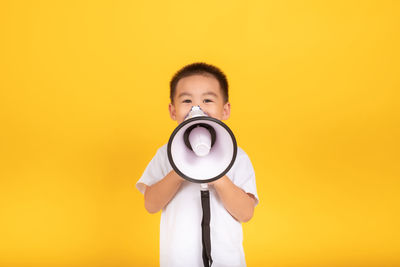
[207,176,256,222]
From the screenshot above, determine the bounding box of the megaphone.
[167,106,237,184]
[167,105,237,266]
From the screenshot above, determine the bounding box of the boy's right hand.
[143,170,184,213]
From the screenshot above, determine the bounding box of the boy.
[136,63,258,267]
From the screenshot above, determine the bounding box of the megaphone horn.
[167,106,237,184]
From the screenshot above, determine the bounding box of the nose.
[192,99,203,107]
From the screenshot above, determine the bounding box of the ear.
[169,103,177,121]
[222,102,231,120]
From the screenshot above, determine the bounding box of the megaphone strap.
[201,190,213,267]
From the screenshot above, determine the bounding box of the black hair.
[170,62,229,104]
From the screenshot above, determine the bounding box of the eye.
[182,99,192,103]
[203,99,213,103]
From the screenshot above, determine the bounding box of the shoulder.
[227,146,255,177]
[236,146,248,157]
[236,146,253,164]
[142,143,171,173]
[226,146,258,202]
[157,143,168,154]
[136,143,172,193]
[152,143,168,159]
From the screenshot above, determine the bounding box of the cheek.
[177,107,191,121]
[205,107,223,120]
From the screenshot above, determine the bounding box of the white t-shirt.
[136,144,258,267]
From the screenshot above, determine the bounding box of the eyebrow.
[177,91,219,98]
[202,92,218,98]
[178,92,192,98]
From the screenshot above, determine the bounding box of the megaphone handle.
[200,189,213,266]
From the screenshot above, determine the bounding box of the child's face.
[169,74,230,124]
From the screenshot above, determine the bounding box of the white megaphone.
[167,106,237,184]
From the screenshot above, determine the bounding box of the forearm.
[144,170,184,213]
[212,176,256,222]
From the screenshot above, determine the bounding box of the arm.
[211,176,256,223]
[143,170,184,213]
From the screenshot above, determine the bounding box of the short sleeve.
[226,148,259,206]
[136,144,172,194]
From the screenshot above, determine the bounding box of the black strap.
[201,190,213,267]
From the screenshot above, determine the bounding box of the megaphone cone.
[167,106,237,183]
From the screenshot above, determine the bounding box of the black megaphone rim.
[167,116,237,184]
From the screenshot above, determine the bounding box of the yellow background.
[0,1,399,266]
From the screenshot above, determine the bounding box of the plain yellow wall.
[0,1,399,266]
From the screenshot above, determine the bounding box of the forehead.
[175,74,222,96]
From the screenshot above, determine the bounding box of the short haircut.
[170,62,229,104]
